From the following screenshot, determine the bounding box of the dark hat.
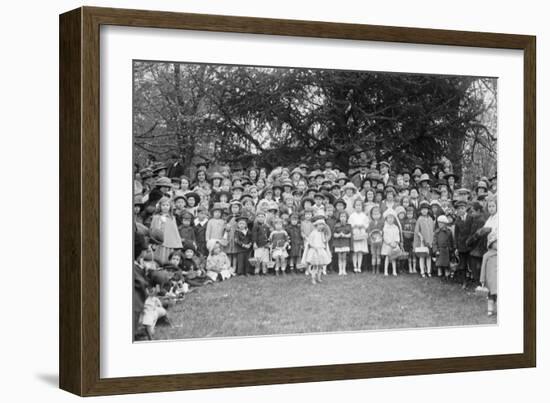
[330,183,341,190]
[300,197,315,208]
[181,240,196,253]
[185,192,200,205]
[195,160,210,170]
[314,192,326,199]
[139,168,153,179]
[306,186,318,194]
[181,211,194,221]
[271,181,283,191]
[334,198,347,209]
[216,190,232,201]
[236,215,249,223]
[444,172,459,181]
[413,164,424,172]
[173,191,187,201]
[454,200,467,208]
[170,177,181,184]
[152,164,167,173]
[231,185,245,192]
[154,177,173,188]
[419,200,430,209]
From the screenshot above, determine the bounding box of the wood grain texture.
[59,6,537,396]
[59,8,82,396]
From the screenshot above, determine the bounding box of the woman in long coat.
[480,233,498,315]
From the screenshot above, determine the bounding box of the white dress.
[305,230,331,265]
[348,211,370,253]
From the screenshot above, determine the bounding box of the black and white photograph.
[132,60,499,342]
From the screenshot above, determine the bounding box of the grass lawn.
[153,271,496,341]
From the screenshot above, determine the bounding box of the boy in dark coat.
[178,211,197,250]
[193,206,209,257]
[466,201,489,286]
[453,200,472,286]
[433,215,455,278]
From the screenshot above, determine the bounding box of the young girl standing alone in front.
[305,217,332,284]
[333,211,352,275]
[348,199,369,273]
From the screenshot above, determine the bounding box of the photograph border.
[59,6,536,396]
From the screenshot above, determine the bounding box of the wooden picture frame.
[59,6,536,396]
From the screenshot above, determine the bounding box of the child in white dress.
[305,217,332,284]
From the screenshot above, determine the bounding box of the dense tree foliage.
[133,61,496,181]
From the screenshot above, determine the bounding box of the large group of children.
[133,158,499,340]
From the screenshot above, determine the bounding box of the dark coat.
[166,161,186,178]
[454,214,473,252]
[178,224,197,246]
[285,224,303,258]
[433,226,454,266]
[252,222,271,247]
[466,213,489,258]
[235,230,253,253]
[194,220,208,257]
[332,222,352,249]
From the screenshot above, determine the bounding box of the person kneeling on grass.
[206,239,232,281]
[305,215,332,284]
[480,232,498,316]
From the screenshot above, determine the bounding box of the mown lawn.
[153,272,496,341]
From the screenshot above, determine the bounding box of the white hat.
[437,215,449,224]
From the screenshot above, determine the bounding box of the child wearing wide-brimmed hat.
[304,216,332,284]
[381,209,401,276]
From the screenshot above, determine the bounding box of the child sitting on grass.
[206,239,232,281]
[140,285,168,340]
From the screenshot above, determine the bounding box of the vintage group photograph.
[132,60,499,342]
